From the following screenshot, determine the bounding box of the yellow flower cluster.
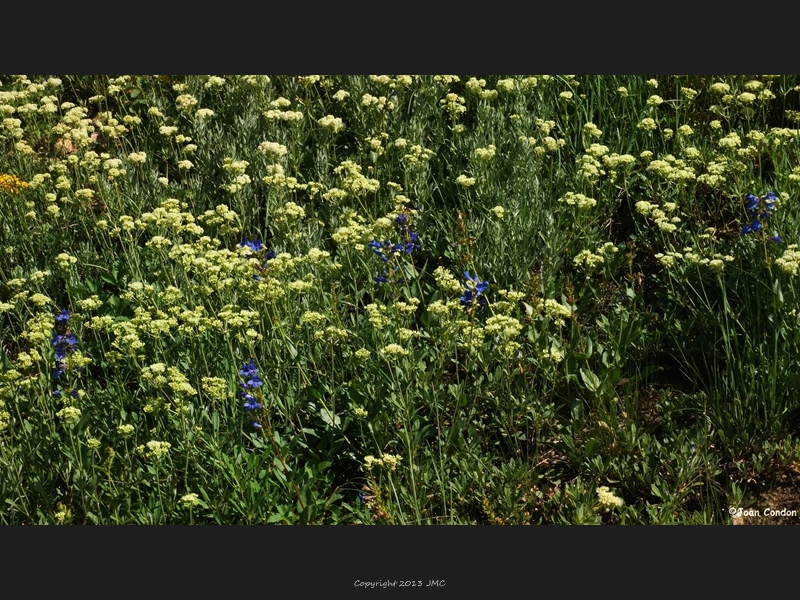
[318,114,345,133]
[180,493,201,509]
[776,245,800,275]
[426,299,462,317]
[55,252,77,269]
[574,249,605,270]
[364,453,402,471]
[466,78,486,94]
[334,160,380,196]
[560,191,597,210]
[596,486,624,511]
[17,313,55,346]
[637,118,657,132]
[144,440,171,461]
[380,343,409,358]
[654,251,684,268]
[541,299,572,327]
[393,298,420,316]
[718,132,741,149]
[365,303,390,329]
[361,94,394,111]
[201,377,230,402]
[474,145,496,162]
[0,173,28,193]
[275,201,305,223]
[583,123,602,139]
[541,345,565,364]
[440,93,466,120]
[635,200,681,233]
[484,314,523,340]
[175,94,198,113]
[455,319,485,352]
[433,267,464,294]
[400,143,434,167]
[577,153,605,182]
[332,210,371,247]
[264,98,304,122]
[57,406,82,425]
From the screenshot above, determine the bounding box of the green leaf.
[773,278,784,311]
[319,407,341,428]
[579,368,600,393]
[585,438,601,458]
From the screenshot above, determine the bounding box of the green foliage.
[2,74,800,524]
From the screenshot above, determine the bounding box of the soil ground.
[733,463,800,525]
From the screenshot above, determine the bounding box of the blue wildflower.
[769,235,783,243]
[238,359,258,378]
[241,392,261,411]
[369,241,382,259]
[265,250,276,261]
[241,373,263,389]
[368,240,391,263]
[745,193,759,213]
[239,238,264,253]
[55,309,70,327]
[238,359,263,389]
[374,274,390,284]
[741,220,763,235]
[742,192,780,237]
[52,362,67,380]
[461,271,489,306]
[52,333,78,360]
[238,360,265,426]
[238,359,263,388]
[394,214,408,226]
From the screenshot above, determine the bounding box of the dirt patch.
[733,464,800,525]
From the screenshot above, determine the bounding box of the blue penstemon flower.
[239,237,264,253]
[370,208,421,285]
[238,359,264,428]
[461,271,489,306]
[52,308,83,401]
[55,309,71,327]
[52,332,79,360]
[741,191,781,242]
[241,392,261,411]
[239,238,278,281]
[369,240,391,264]
[52,362,67,381]
[238,359,258,378]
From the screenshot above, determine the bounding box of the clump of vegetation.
[2,75,800,524]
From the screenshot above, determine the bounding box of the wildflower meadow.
[2,75,800,524]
